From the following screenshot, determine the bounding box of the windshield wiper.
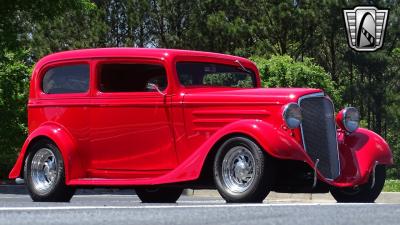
[234,60,251,73]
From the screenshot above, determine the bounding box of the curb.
[188,189,400,203]
[1,185,399,203]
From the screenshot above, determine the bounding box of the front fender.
[150,119,308,184]
[8,122,83,181]
[162,120,393,187]
[220,120,307,160]
[333,128,393,186]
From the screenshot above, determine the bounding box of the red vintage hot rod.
[9,48,392,203]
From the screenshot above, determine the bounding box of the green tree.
[251,55,341,105]
[0,51,30,178]
[0,0,400,180]
[31,1,105,59]
[0,0,97,179]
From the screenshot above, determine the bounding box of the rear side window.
[99,63,167,93]
[42,64,90,94]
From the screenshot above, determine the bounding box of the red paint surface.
[9,48,392,188]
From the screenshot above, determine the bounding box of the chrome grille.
[299,94,340,180]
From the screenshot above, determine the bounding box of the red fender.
[334,128,393,186]
[154,121,393,187]
[8,122,83,181]
[139,119,308,185]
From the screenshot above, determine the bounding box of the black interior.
[99,63,167,92]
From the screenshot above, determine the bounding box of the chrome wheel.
[222,146,255,193]
[30,148,58,194]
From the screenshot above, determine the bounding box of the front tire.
[24,140,75,202]
[213,136,275,203]
[330,165,386,203]
[135,187,183,203]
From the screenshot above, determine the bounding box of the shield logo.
[343,6,389,52]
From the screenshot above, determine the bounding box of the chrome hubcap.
[31,148,58,194]
[222,146,255,193]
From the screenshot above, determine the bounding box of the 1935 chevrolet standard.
[9,48,393,203]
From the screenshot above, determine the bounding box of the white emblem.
[343,6,389,52]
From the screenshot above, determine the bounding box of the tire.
[135,187,183,203]
[213,136,275,203]
[330,165,386,203]
[24,139,75,202]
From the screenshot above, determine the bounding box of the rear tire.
[135,187,183,203]
[330,165,386,203]
[213,136,275,203]
[24,139,75,202]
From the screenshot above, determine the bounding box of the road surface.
[0,192,399,225]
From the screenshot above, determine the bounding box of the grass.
[384,180,400,192]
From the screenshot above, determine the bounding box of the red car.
[9,48,392,203]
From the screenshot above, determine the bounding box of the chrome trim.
[312,159,320,189]
[282,103,302,129]
[371,161,379,189]
[15,178,25,184]
[30,148,58,195]
[234,60,251,73]
[297,92,324,152]
[342,107,360,133]
[222,146,255,193]
[297,92,325,102]
[298,92,341,179]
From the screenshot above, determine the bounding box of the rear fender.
[8,122,82,181]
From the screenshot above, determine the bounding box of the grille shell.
[299,94,340,180]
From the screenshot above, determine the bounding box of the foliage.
[0,50,30,177]
[30,1,105,59]
[251,55,341,105]
[203,73,254,88]
[0,0,399,180]
[383,180,400,192]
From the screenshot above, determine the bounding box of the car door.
[88,59,177,178]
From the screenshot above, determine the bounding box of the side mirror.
[146,83,166,96]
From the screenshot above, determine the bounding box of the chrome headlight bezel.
[283,103,302,129]
[342,107,360,133]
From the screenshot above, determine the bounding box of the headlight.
[336,107,360,133]
[283,103,302,129]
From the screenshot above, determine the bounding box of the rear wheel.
[24,139,75,202]
[213,136,275,203]
[330,165,386,203]
[135,187,183,203]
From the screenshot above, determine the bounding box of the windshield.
[176,62,256,88]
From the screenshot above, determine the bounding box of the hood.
[182,87,324,105]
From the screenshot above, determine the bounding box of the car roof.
[36,48,254,66]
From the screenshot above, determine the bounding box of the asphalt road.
[1,193,400,225]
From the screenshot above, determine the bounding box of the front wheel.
[135,187,183,203]
[213,136,275,203]
[330,165,386,203]
[24,139,75,202]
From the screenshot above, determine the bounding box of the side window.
[203,73,254,88]
[42,64,90,94]
[176,62,256,88]
[99,63,167,93]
